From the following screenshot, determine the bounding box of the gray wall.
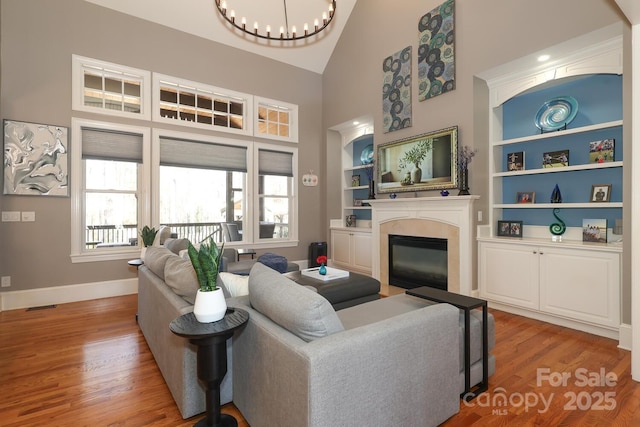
[0,0,324,292]
[322,0,629,318]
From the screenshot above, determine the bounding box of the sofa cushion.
[164,256,200,305]
[218,272,249,298]
[248,263,344,342]
[144,246,176,281]
[164,238,190,255]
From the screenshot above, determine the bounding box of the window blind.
[258,149,293,177]
[81,128,143,162]
[159,136,247,172]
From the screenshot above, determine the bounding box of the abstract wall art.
[382,46,412,133]
[3,120,69,196]
[418,0,455,101]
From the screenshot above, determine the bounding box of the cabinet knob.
[539,251,544,255]
[533,251,537,254]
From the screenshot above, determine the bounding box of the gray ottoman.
[284,270,381,310]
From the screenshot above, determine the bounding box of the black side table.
[170,308,249,427]
[405,286,488,401]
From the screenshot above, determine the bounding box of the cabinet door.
[539,247,620,328]
[479,241,539,309]
[331,230,352,267]
[352,232,372,272]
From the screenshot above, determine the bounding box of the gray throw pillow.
[164,256,200,305]
[249,263,344,342]
[144,247,175,280]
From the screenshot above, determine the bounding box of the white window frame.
[72,55,151,120]
[254,96,299,143]
[253,142,298,247]
[152,73,253,137]
[70,118,151,263]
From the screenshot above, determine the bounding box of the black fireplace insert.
[388,234,447,290]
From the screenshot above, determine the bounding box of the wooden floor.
[1,295,640,426]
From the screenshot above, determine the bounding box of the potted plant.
[398,139,432,184]
[188,238,226,323]
[139,225,158,261]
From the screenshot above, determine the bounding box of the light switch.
[22,211,36,222]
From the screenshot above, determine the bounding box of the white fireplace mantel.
[368,195,479,296]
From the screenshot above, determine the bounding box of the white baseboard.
[618,323,632,351]
[0,278,138,311]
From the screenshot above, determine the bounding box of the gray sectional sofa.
[137,241,495,425]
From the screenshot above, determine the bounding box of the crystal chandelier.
[215,0,336,41]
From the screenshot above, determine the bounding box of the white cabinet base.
[330,228,372,275]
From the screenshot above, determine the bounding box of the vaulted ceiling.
[85,0,357,74]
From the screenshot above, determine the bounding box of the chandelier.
[215,0,336,41]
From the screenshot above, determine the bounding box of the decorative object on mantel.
[457,144,477,196]
[382,46,412,133]
[188,238,226,323]
[377,126,458,194]
[317,255,328,275]
[389,193,397,199]
[214,0,336,42]
[418,0,455,101]
[440,190,449,196]
[550,184,562,203]
[549,208,566,242]
[3,119,69,196]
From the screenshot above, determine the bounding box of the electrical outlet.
[22,211,35,222]
[1,276,10,288]
[2,211,20,222]
[477,210,483,222]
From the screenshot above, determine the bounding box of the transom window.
[255,97,298,143]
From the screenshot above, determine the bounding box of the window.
[153,74,252,136]
[71,119,150,262]
[255,97,298,143]
[72,55,151,120]
[256,146,297,241]
[156,131,249,245]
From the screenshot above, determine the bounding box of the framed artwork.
[542,149,569,168]
[3,120,69,196]
[382,46,412,133]
[352,175,361,187]
[517,191,535,204]
[583,219,607,243]
[590,184,611,202]
[497,220,523,238]
[507,151,524,171]
[589,138,615,163]
[376,126,458,193]
[418,0,455,101]
[353,198,363,207]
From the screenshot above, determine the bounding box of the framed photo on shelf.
[497,220,523,238]
[589,138,615,163]
[542,149,569,168]
[590,184,611,202]
[507,151,524,171]
[351,175,361,187]
[582,219,607,243]
[516,191,535,204]
[353,198,363,207]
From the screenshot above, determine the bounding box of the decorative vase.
[551,184,562,203]
[368,180,376,199]
[319,264,327,275]
[458,168,470,195]
[549,208,566,242]
[193,288,227,323]
[411,164,422,184]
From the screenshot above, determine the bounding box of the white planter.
[193,288,227,323]
[140,246,148,262]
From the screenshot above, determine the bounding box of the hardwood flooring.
[1,294,639,426]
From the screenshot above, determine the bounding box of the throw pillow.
[164,256,200,305]
[164,237,189,254]
[249,263,344,342]
[144,246,175,281]
[218,272,249,298]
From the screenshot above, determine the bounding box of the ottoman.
[284,270,381,310]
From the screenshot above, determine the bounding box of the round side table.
[170,308,249,427]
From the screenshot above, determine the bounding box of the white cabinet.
[330,228,372,275]
[479,239,620,334]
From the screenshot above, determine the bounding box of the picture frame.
[542,149,569,168]
[589,138,615,163]
[516,191,535,204]
[590,184,611,202]
[376,126,458,193]
[3,119,69,196]
[497,220,523,238]
[351,174,361,187]
[353,198,363,207]
[507,151,524,171]
[583,219,607,243]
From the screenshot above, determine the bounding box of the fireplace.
[388,235,448,290]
